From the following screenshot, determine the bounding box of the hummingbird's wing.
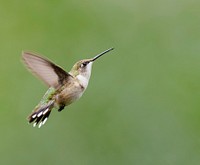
[22,52,72,88]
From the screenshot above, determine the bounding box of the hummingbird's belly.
[55,83,85,106]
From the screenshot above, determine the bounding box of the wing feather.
[22,51,72,88]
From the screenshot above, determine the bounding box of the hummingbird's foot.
[58,105,65,112]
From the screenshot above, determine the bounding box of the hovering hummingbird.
[22,48,114,128]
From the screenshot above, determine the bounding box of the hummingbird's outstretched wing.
[22,52,72,88]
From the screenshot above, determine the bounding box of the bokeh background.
[1,0,200,164]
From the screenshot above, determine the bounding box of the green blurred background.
[1,0,200,164]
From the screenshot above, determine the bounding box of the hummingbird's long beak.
[90,47,114,62]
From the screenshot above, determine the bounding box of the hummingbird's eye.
[80,62,87,68]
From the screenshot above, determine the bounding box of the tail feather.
[28,100,54,128]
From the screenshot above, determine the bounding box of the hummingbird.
[22,48,114,128]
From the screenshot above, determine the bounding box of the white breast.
[77,75,89,89]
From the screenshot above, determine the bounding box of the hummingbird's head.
[70,59,93,79]
[70,47,114,79]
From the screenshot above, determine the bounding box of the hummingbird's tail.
[27,100,54,128]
